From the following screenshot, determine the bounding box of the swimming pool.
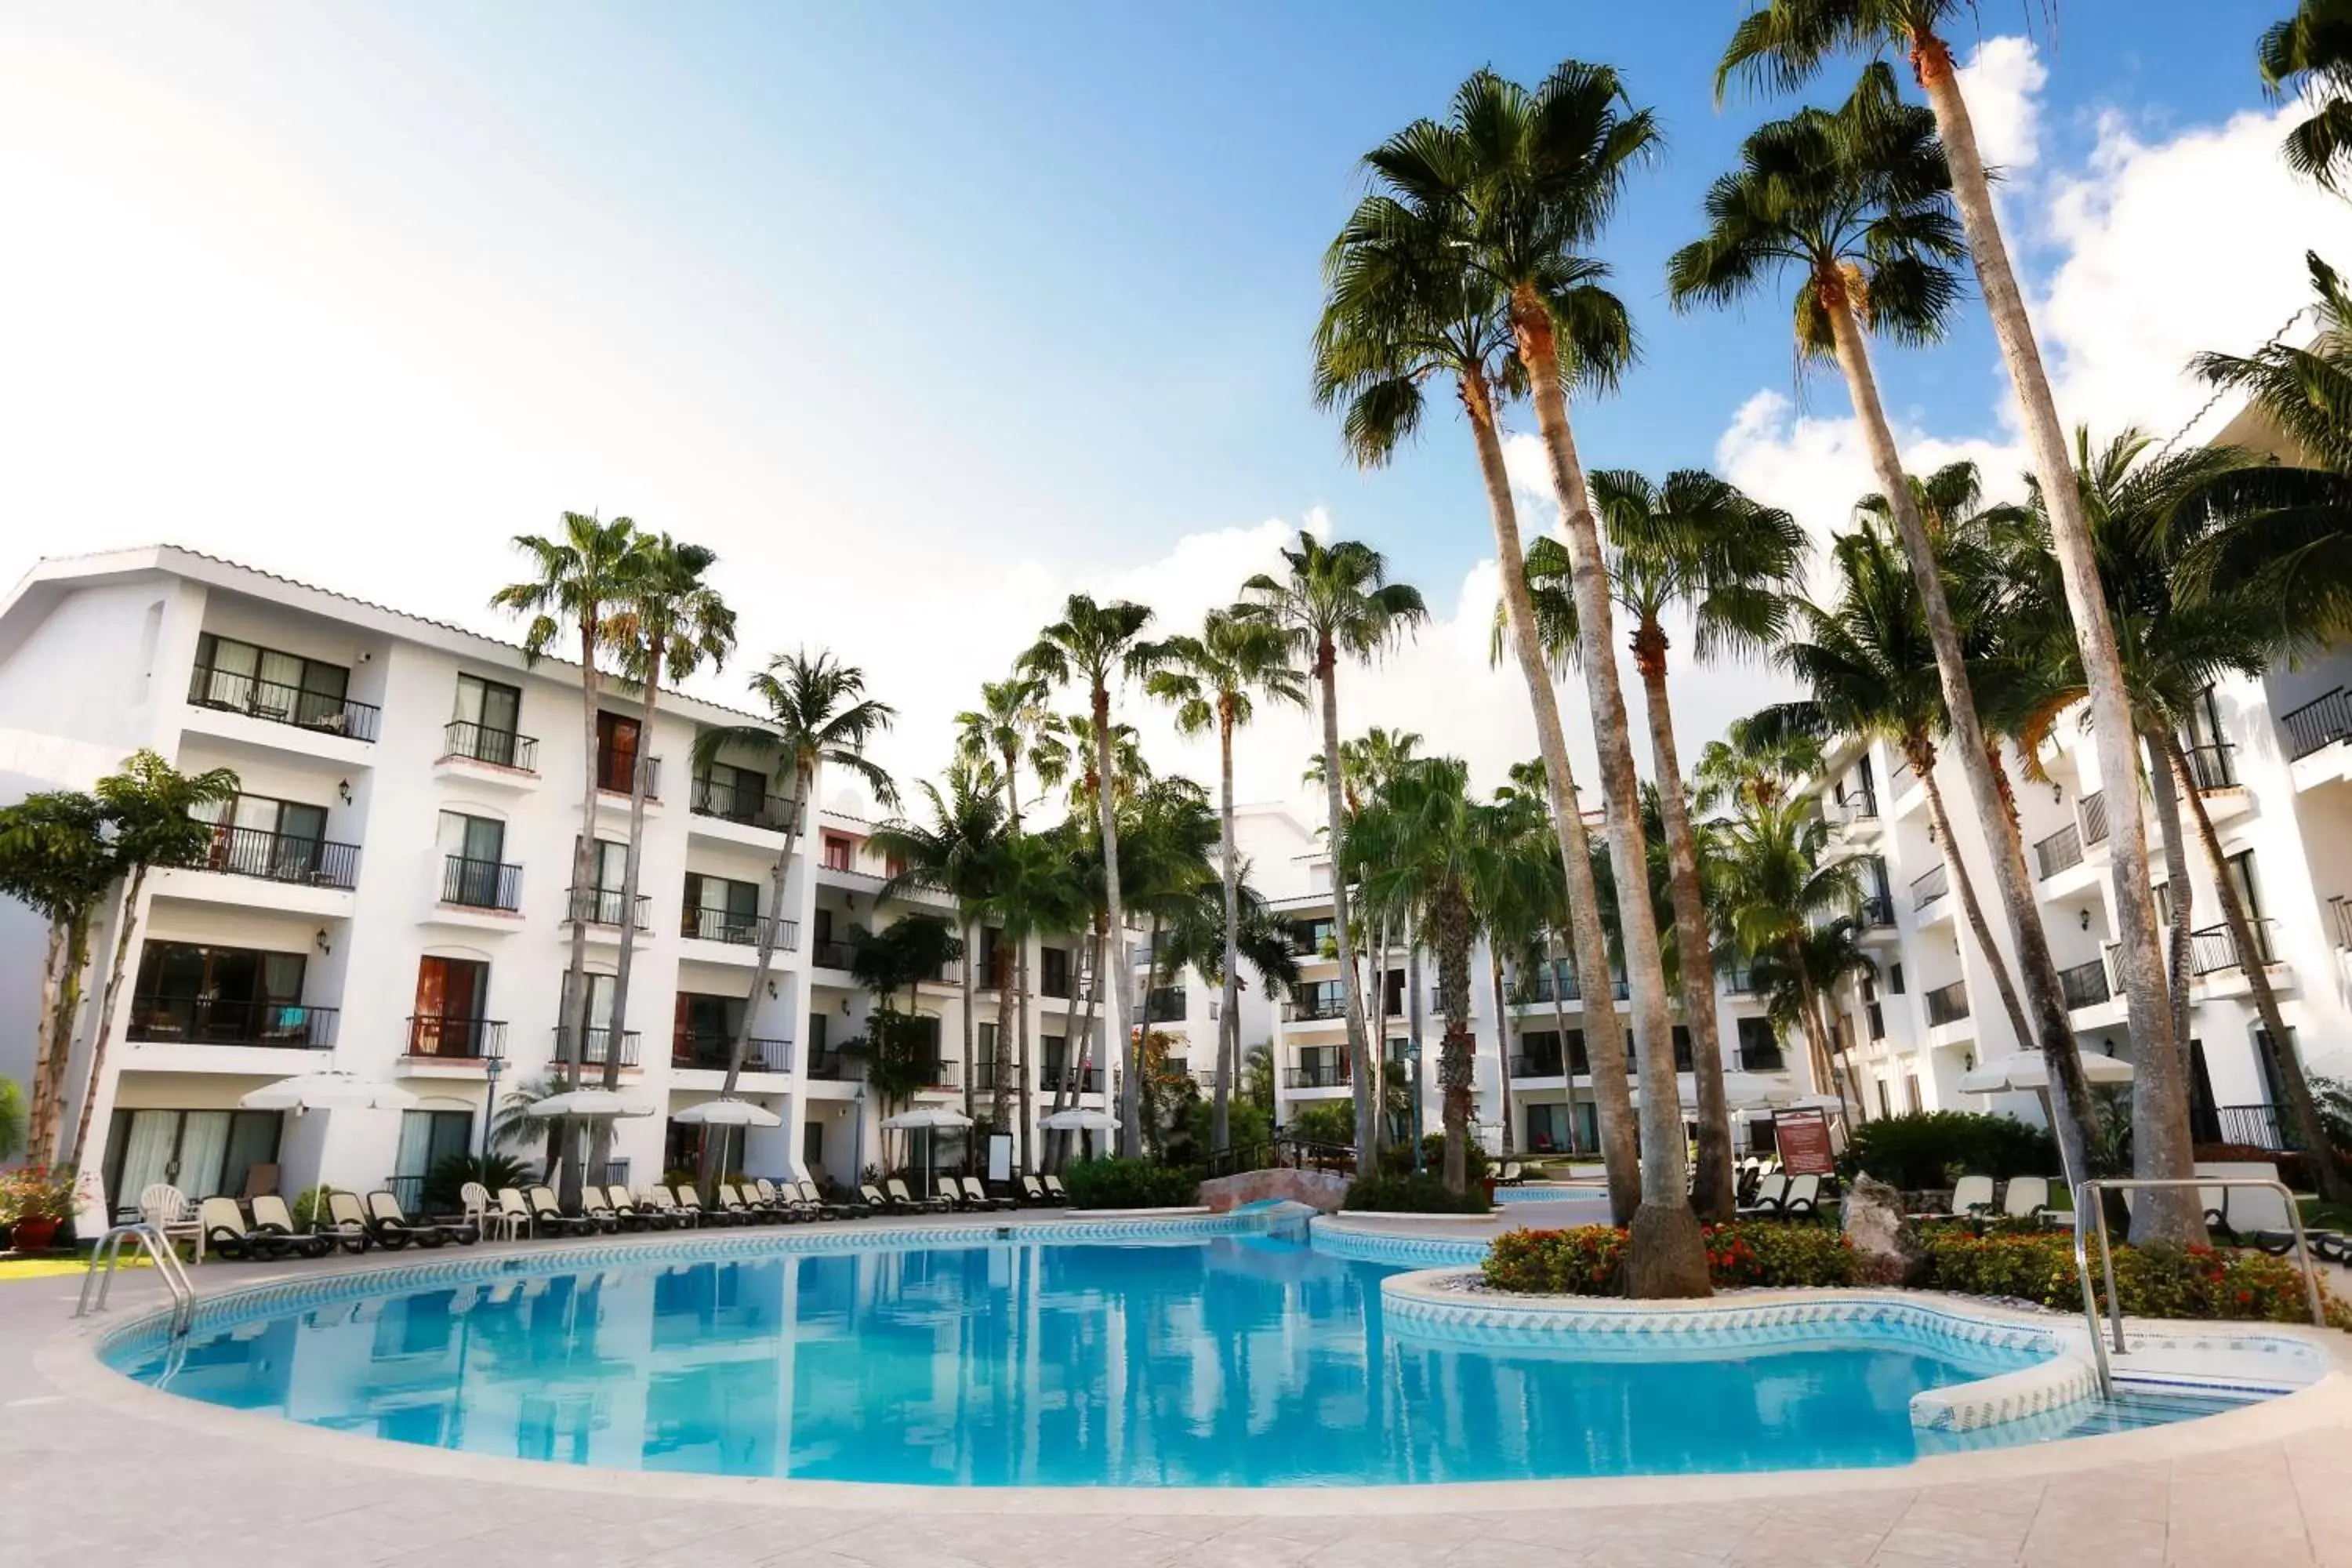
[101,1222,2238,1486]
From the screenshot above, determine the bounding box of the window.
[681,872,762,942]
[595,710,642,793]
[1040,1033,1069,1076]
[802,1120,823,1169]
[452,673,523,764]
[1040,947,1071,999]
[979,927,1005,988]
[674,993,747,1067]
[1383,969,1405,1017]
[695,759,768,818]
[437,812,512,908]
[2187,1038,2220,1142]
[822,834,853,871]
[410,956,491,1056]
[130,942,312,1044]
[1734,1017,1781,1070]
[392,1110,473,1199]
[2227,852,2271,961]
[1878,1079,1894,1118]
[1145,985,1185,1022]
[1516,1029,1563,1074]
[1671,1025,1693,1073]
[191,793,339,884]
[1905,1073,1923,1112]
[1748,1117,1778,1155]
[102,1108,284,1214]
[1565,1029,1590,1075]
[191,633,354,731]
[1525,1103,1570,1155]
[1888,962,1905,995]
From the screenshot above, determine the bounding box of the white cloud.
[1957,35,2049,177]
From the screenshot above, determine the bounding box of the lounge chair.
[495,1187,540,1239]
[2000,1175,2055,1227]
[462,1181,514,1241]
[1496,1161,1526,1186]
[754,1178,813,1221]
[204,1196,330,1261]
[796,1178,853,1219]
[887,1178,955,1214]
[714,1182,775,1224]
[959,1176,1014,1212]
[1778,1174,1824,1219]
[641,1186,697,1227]
[604,1185,664,1230]
[524,1185,598,1236]
[364,1191,472,1248]
[1042,1174,1069,1203]
[695,1183,754,1225]
[321,1190,379,1252]
[1019,1175,1054,1207]
[1736,1173,1790,1218]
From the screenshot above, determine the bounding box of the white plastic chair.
[140,1182,204,1262]
[462,1181,510,1241]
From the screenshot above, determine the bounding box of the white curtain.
[176,1112,232,1196]
[394,1111,435,1180]
[115,1112,180,1207]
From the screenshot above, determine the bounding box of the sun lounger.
[715,1182,778,1224]
[1019,1175,1054,1207]
[1778,1174,1824,1219]
[887,1178,955,1214]
[204,1196,329,1261]
[2000,1175,2055,1226]
[796,1178,854,1219]
[959,1176,1014,1212]
[1042,1174,1069,1203]
[1496,1161,1526,1186]
[601,1185,661,1230]
[642,1186,698,1227]
[524,1185,597,1236]
[365,1190,474,1247]
[321,1190,379,1252]
[1736,1173,1789,1218]
[753,1178,813,1221]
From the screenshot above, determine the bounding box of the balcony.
[2188,920,2275,977]
[434,855,517,913]
[688,779,800,834]
[1512,961,1629,1005]
[1923,980,1969,1028]
[187,666,380,742]
[1284,1061,1351,1089]
[1509,1052,1566,1080]
[678,906,799,951]
[441,720,539,774]
[805,1049,857,1083]
[552,1027,641,1068]
[2034,824,2084,880]
[191,824,361,891]
[2282,687,2352,761]
[2213,1103,2294,1150]
[595,750,662,800]
[2078,789,2111,848]
[1835,787,1879,824]
[1858,893,1896,930]
[914,1059,962,1092]
[1044,1066,1105,1094]
[1144,987,1187,1023]
[405,1015,506,1062]
[811,938,855,971]
[2056,958,2111,1011]
[1911,865,1950,919]
[671,1032,789,1073]
[1283,990,1348,1022]
[566,886,652,931]
[129,996,339,1048]
[1737,1042,1785,1072]
[2180,742,2238,791]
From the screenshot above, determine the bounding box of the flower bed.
[1483,1221,1855,1294]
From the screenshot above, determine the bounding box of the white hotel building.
[0,547,1112,1224]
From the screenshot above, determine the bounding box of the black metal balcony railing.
[679,906,799,950]
[187,666,380,742]
[1284,1061,1351,1089]
[2180,742,2238,791]
[1286,989,1348,1022]
[804,1049,855,1083]
[2188,920,2275,977]
[129,995,339,1048]
[2214,1103,2292,1150]
[441,855,521,912]
[1722,968,1759,995]
[1044,1066,1105,1094]
[2333,895,2352,949]
[1859,893,1896,928]
[913,1059,960,1091]
[2057,958,2111,1011]
[1512,960,1629,1004]
[567,887,652,930]
[1509,1053,1566,1079]
[2079,789,2111,846]
[1739,1043,1785,1072]
[688,779,800,833]
[406,1015,506,1060]
[2281,686,2352,761]
[199,825,361,890]
[2034,823,2084,880]
[971,1062,1017,1091]
[1923,979,1969,1027]
[595,751,662,799]
[671,1032,787,1072]
[552,1027,641,1067]
[1911,863,1950,910]
[1144,988,1187,1023]
[1837,788,1878,823]
[811,938,855,970]
[442,720,539,772]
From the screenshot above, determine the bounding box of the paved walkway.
[7,1222,2350,1568]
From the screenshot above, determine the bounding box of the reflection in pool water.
[115,1233,2081,1486]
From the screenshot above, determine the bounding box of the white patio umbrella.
[882,1106,974,1199]
[671,1098,784,1178]
[1959,1051,2135,1094]
[524,1089,659,1119]
[241,1069,418,1112]
[1039,1105,1120,1161]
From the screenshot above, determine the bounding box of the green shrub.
[1287,1101,1356,1149]
[1840,1111,2058,1189]
[1377,1134,1490,1184]
[1185,1097,1274,1168]
[1060,1157,1200,1210]
[1342,1174,1490,1214]
[1484,1221,1854,1295]
[1485,1226,1628,1293]
[290,1185,336,1229]
[1919,1229,2352,1328]
[422,1152,529,1211]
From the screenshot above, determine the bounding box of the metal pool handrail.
[2069,1177,2326,1399]
[76,1222,196,1340]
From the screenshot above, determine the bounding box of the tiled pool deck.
[8,1208,2350,1567]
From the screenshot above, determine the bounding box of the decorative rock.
[1842,1174,1927,1287]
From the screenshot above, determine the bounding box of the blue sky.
[0,2,2338,804]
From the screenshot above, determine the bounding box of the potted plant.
[1,1165,85,1254]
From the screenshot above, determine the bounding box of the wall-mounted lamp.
[766,979,779,1000]
[2079,909,2092,931]
[314,928,332,955]
[337,779,353,806]
[2100,1036,2116,1058]
[2052,783,2063,805]
[840,998,851,1015]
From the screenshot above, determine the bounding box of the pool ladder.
[2069,1177,2326,1399]
[75,1222,197,1341]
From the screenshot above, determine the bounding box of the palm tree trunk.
[1407,918,1427,1164]
[1460,367,1642,1227]
[1635,649,1734,1222]
[559,623,603,1212]
[711,760,807,1202]
[1489,951,1515,1158]
[1014,942,1033,1176]
[593,653,663,1182]
[1314,642,1377,1178]
[2165,734,2347,1202]
[961,916,978,1142]
[2147,744,2196,1072]
[2132,737,2203,1202]
[1792,958,1841,1120]
[61,866,147,1168]
[1915,757,2034,1055]
[1094,683,1142,1160]
[1435,889,1475,1192]
[1001,758,1036,1174]
[1215,706,1240,1154]
[27,921,64,1164]
[1054,925,1104,1173]
[1818,278,2107,1212]
[1506,296,1704,1297]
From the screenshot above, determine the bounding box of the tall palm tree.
[1517,468,1806,1221]
[691,649,898,1123]
[1330,63,1671,1252]
[1693,717,1827,818]
[1148,608,1308,1152]
[869,760,1008,1142]
[2260,2,2352,190]
[1306,725,1429,1138]
[593,535,735,1179]
[1017,595,1167,1158]
[1712,795,1864,1105]
[1720,16,2178,1227]
[984,825,1093,1171]
[1240,533,1427,1178]
[0,790,116,1163]
[1668,66,2108,1205]
[492,511,652,1209]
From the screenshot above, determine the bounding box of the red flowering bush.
[1919,1229,2352,1329]
[1483,1221,1853,1295]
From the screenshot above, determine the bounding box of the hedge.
[1919,1229,2352,1328]
[1059,1157,1201,1210]
[1838,1111,2058,1190]
[1483,1221,1856,1294]
[1342,1174,1490,1214]
[1376,1135,1490,1184]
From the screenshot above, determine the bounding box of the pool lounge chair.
[754,1178,815,1221]
[2000,1175,2056,1227]
[642,1186,698,1228]
[1736,1174,1789,1218]
[2208,1178,2350,1261]
[797,1178,856,1219]
[887,1178,955,1214]
[1777,1174,1824,1219]
[1496,1161,1526,1186]
[1018,1175,1054,1207]
[364,1190,474,1248]
[1042,1174,1069,1203]
[204,1196,330,1261]
[1935,1174,1997,1225]
[577,1189,626,1233]
[321,1190,380,1253]
[601,1185,661,1231]
[716,1183,780,1224]
[959,1177,1014,1212]
[524,1185,599,1236]
[694,1183,756,1225]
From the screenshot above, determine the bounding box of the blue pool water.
[111,1232,2111,1486]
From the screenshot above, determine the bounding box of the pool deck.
[7,1208,2351,1568]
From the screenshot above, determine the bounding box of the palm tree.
[1240,533,1427,1178]
[1148,608,1308,1152]
[1517,468,1806,1221]
[2260,2,2352,190]
[0,790,116,1163]
[1017,595,1167,1158]
[492,511,652,1209]
[1719,17,2178,1225]
[1693,717,1827,818]
[1712,795,1863,1106]
[1668,67,2108,1201]
[691,649,898,1118]
[983,826,1093,1171]
[1344,757,1507,1192]
[592,535,735,1180]
[1305,725,1428,1138]
[869,761,1008,1142]
[64,751,241,1167]
[1748,916,1879,1119]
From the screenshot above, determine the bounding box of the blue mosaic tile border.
[1911,1356,2102,1432]
[96,1207,1317,1361]
[1308,1221,1491,1269]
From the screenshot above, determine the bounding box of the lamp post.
[478,1028,507,1163]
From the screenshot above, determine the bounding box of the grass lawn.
[0,1253,149,1281]
[2299,1199,2352,1232]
